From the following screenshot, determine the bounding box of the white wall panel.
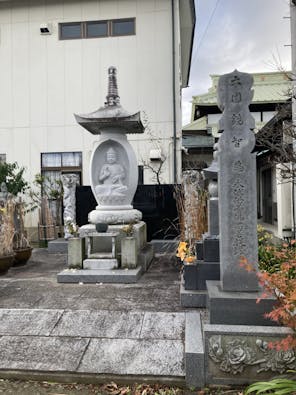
[11,1,29,23]
[12,23,30,127]
[29,0,46,22]
[29,22,47,127]
[0,24,12,127]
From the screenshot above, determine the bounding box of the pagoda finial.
[105,66,120,107]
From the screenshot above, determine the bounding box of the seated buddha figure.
[95,147,127,197]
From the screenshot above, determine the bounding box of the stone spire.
[105,66,120,107]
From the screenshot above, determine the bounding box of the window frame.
[59,18,136,40]
[59,21,83,40]
[110,18,136,37]
[85,19,109,39]
[41,152,83,184]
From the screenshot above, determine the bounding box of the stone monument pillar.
[74,66,143,225]
[205,70,276,326]
[217,69,258,292]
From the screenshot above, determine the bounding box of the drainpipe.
[171,0,177,184]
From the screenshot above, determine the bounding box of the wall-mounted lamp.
[40,23,52,35]
[149,149,162,161]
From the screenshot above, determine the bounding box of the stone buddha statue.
[95,147,127,197]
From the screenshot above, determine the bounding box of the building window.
[41,152,82,193]
[59,18,135,40]
[86,20,108,38]
[111,18,135,36]
[60,22,82,39]
[0,154,6,164]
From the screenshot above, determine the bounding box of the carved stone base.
[88,208,142,224]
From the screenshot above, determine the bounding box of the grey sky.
[182,0,291,125]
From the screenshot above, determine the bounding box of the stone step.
[57,267,143,283]
[83,258,118,270]
[0,309,198,383]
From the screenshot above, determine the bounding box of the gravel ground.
[0,379,246,395]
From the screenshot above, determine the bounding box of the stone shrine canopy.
[74,66,144,135]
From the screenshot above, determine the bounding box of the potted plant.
[13,198,32,266]
[121,223,138,269]
[0,199,15,274]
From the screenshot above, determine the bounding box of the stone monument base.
[180,276,207,308]
[184,261,220,291]
[58,221,154,283]
[207,281,277,326]
[181,312,293,388]
[88,208,142,225]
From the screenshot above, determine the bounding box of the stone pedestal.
[121,237,138,269]
[67,237,85,269]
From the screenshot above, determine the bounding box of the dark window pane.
[112,19,135,36]
[60,23,82,39]
[86,21,108,37]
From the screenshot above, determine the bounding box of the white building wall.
[0,0,183,226]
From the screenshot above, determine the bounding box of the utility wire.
[191,0,221,64]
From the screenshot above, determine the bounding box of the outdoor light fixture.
[40,23,52,35]
[149,149,162,161]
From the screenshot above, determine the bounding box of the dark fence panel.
[76,184,179,241]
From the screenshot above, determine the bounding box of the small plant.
[0,199,15,256]
[122,223,135,237]
[245,375,296,394]
[257,225,283,274]
[240,241,296,351]
[65,217,79,238]
[176,241,196,264]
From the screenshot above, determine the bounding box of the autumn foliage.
[240,238,296,351]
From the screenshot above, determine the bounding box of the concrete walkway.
[0,249,202,385]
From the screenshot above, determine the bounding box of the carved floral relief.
[208,335,296,375]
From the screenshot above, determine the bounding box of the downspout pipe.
[171,0,177,184]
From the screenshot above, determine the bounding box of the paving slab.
[0,249,189,384]
[0,309,62,336]
[51,310,144,338]
[0,336,89,371]
[140,312,185,340]
[78,338,185,376]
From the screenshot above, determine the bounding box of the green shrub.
[0,162,28,196]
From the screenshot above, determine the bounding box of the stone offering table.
[83,230,120,270]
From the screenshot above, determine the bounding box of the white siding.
[0,0,183,226]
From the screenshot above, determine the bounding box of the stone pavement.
[0,249,202,386]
